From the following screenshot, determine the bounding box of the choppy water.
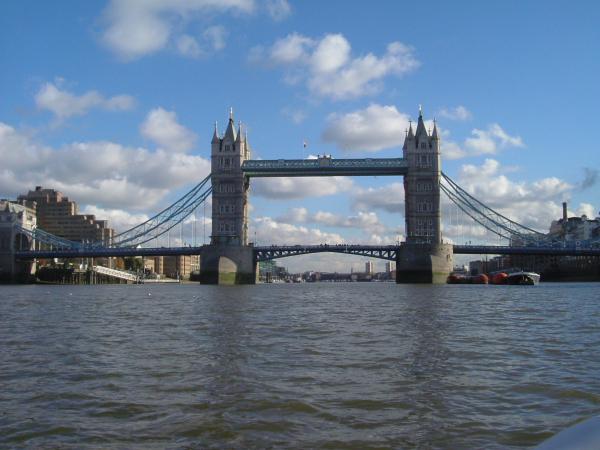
[1,283,600,449]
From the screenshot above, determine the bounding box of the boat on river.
[505,271,540,285]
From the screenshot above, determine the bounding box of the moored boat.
[506,271,540,285]
[447,273,488,284]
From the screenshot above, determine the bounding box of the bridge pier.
[199,245,257,285]
[396,243,453,284]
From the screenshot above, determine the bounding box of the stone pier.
[396,243,453,284]
[199,245,257,285]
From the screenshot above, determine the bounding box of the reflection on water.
[1,283,600,448]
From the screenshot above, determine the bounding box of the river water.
[1,282,600,449]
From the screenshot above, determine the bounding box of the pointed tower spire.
[407,120,414,138]
[235,121,242,143]
[431,119,439,140]
[224,108,237,142]
[211,121,220,143]
[415,105,428,137]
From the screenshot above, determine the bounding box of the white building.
[548,202,600,242]
[0,200,37,280]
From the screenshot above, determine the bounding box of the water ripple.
[1,282,600,448]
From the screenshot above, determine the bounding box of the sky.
[1,0,599,272]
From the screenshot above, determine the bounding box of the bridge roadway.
[241,157,408,177]
[15,243,600,261]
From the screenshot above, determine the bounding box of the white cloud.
[352,182,405,213]
[281,107,307,124]
[0,121,210,210]
[465,123,524,155]
[254,33,419,100]
[176,35,202,58]
[204,25,227,51]
[442,141,468,160]
[140,107,197,153]
[576,203,597,218]
[277,207,309,223]
[252,176,354,199]
[269,32,313,64]
[100,0,253,60]
[322,104,410,152]
[453,158,574,231]
[438,105,472,121]
[175,26,228,58]
[82,206,149,233]
[35,81,135,119]
[311,34,351,74]
[278,207,387,235]
[251,216,344,245]
[265,0,291,21]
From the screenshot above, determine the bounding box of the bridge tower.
[398,108,453,283]
[200,110,257,284]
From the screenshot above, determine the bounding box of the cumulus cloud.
[251,216,344,245]
[175,26,227,58]
[0,121,210,210]
[100,0,252,60]
[252,33,419,100]
[35,81,135,120]
[438,105,472,121]
[265,0,291,21]
[252,176,354,199]
[442,141,468,160]
[454,158,573,231]
[465,123,524,155]
[82,205,150,233]
[140,107,197,153]
[352,182,405,213]
[278,207,386,235]
[176,35,202,58]
[322,104,410,152]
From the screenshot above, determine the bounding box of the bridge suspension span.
[16,174,212,250]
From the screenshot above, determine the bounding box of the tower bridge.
[8,107,600,284]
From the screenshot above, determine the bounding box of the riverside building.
[18,187,114,245]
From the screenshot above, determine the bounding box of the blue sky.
[1,0,599,272]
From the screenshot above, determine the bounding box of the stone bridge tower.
[397,108,453,283]
[210,110,250,246]
[403,107,442,244]
[200,110,256,284]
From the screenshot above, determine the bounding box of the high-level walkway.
[241,157,408,177]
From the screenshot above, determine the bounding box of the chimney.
[562,202,568,221]
[35,186,42,191]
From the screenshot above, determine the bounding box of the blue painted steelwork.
[453,244,600,256]
[441,172,600,248]
[14,174,213,251]
[16,246,205,259]
[254,244,399,262]
[110,174,212,247]
[242,157,408,177]
[15,224,82,250]
[15,243,600,261]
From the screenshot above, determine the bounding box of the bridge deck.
[241,157,408,177]
[15,243,600,260]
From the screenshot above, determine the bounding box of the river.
[1,283,600,448]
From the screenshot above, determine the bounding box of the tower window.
[421,142,426,149]
[225,145,231,152]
